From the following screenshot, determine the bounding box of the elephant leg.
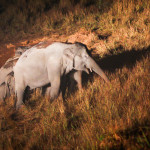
[5,82,10,99]
[50,77,60,102]
[72,71,82,89]
[47,62,61,101]
[0,83,6,102]
[15,83,26,110]
[45,86,51,97]
[16,88,25,109]
[44,86,63,100]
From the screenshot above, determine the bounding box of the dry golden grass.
[0,0,150,149]
[0,49,149,149]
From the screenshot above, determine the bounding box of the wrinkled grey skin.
[14,42,109,109]
[0,46,29,85]
[0,71,15,101]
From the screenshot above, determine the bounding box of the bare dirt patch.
[0,28,99,67]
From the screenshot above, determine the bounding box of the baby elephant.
[0,72,15,101]
[14,42,109,109]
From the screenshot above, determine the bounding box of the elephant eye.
[84,55,88,59]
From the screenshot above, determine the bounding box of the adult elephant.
[14,42,109,109]
[0,46,30,85]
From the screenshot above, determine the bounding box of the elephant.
[5,71,15,96]
[0,82,8,101]
[0,57,18,85]
[0,71,15,101]
[14,42,109,109]
[15,46,31,56]
[0,46,29,85]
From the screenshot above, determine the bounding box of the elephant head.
[15,46,31,57]
[63,42,109,83]
[0,58,15,85]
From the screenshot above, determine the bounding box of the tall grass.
[0,49,149,149]
[0,0,149,45]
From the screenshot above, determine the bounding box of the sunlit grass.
[0,0,149,46]
[0,52,149,149]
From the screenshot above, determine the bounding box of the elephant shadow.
[96,46,150,73]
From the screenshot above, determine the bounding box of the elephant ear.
[63,48,76,72]
[63,48,75,59]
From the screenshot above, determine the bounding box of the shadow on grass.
[117,117,150,149]
[97,46,150,73]
[79,46,150,89]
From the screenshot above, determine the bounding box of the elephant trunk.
[87,57,110,83]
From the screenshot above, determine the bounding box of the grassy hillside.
[0,0,150,149]
[0,0,149,48]
[0,48,149,149]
